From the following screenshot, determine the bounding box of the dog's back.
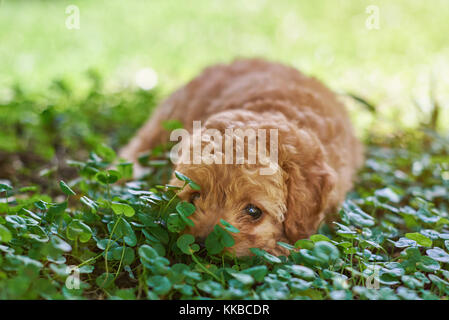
[120,58,363,181]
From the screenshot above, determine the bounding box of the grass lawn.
[0,1,449,300]
[1,0,449,128]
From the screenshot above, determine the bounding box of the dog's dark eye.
[189,192,201,203]
[244,204,262,219]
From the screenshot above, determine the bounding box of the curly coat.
[120,59,364,256]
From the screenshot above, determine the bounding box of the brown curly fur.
[120,58,364,256]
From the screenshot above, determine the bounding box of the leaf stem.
[191,253,223,284]
[115,240,126,279]
[104,216,122,275]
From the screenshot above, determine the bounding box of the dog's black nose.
[197,237,206,248]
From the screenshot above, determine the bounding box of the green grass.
[1,0,449,128]
[1,0,449,300]
[0,78,449,300]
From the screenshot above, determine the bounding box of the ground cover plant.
[0,75,449,300]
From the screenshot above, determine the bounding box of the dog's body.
[121,59,363,256]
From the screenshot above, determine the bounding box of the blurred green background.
[1,0,448,127]
[0,0,448,175]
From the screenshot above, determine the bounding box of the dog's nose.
[197,237,206,248]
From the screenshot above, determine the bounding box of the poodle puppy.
[120,59,364,256]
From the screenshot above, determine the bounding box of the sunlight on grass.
[1,0,448,130]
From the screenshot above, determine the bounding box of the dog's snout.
[197,237,206,248]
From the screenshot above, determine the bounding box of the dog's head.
[169,110,336,256]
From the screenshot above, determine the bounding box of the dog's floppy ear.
[280,129,336,243]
